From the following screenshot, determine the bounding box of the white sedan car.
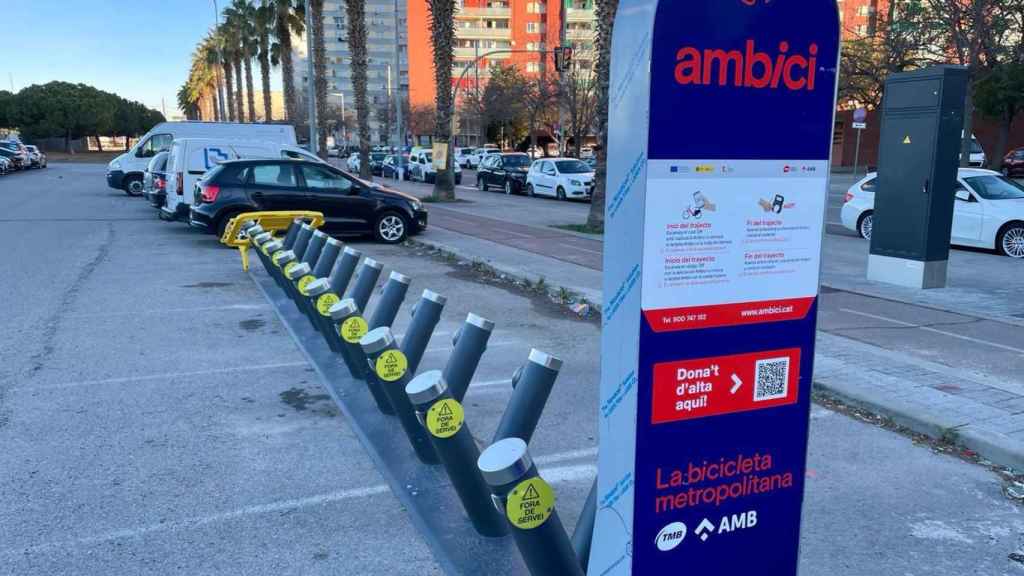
[841,168,1024,258]
[525,158,595,201]
[346,152,360,172]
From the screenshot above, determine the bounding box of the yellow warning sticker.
[296,275,316,295]
[903,135,912,144]
[339,316,369,343]
[316,292,340,316]
[375,349,408,382]
[283,260,299,275]
[506,477,555,530]
[425,398,464,439]
[262,242,274,256]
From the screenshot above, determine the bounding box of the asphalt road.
[1,163,1023,575]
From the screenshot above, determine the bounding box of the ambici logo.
[674,40,819,91]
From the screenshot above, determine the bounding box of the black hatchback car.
[189,159,428,243]
[477,153,532,194]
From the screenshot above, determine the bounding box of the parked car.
[106,121,297,197]
[24,145,47,168]
[346,152,360,172]
[476,152,531,194]
[525,158,595,200]
[968,135,986,167]
[163,138,322,221]
[0,141,30,169]
[454,147,476,168]
[189,159,428,243]
[1000,148,1024,178]
[382,154,411,180]
[841,168,1024,258]
[467,147,501,169]
[407,150,462,184]
[0,147,25,170]
[0,155,10,175]
[142,151,170,206]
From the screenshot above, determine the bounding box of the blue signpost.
[590,1,840,574]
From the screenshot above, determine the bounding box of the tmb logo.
[674,40,818,91]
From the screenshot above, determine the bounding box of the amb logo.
[674,40,818,91]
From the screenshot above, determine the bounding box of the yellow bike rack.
[220,210,325,271]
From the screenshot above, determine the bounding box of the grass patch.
[551,223,604,235]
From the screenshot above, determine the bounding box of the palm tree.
[255,0,275,121]
[427,0,457,199]
[310,0,329,157]
[217,26,238,121]
[272,0,305,124]
[202,32,227,121]
[226,0,259,122]
[178,83,200,120]
[584,0,618,231]
[345,0,372,176]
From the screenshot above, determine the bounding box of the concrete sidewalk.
[409,194,1024,472]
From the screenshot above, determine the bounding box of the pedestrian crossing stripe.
[506,477,555,530]
[426,398,464,439]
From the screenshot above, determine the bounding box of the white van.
[106,122,297,196]
[161,138,322,221]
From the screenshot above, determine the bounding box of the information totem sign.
[590,1,840,574]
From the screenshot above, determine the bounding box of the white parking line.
[14,361,309,392]
[1,459,596,556]
[838,308,1024,354]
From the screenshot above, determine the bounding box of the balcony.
[566,27,595,40]
[566,7,594,22]
[456,26,512,40]
[455,6,512,19]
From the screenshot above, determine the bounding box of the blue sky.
[0,1,237,116]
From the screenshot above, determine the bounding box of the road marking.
[456,185,476,191]
[14,361,309,392]
[64,303,270,319]
[838,308,1024,354]
[0,461,595,556]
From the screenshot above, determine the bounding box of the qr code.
[754,357,790,401]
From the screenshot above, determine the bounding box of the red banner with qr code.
[651,348,801,424]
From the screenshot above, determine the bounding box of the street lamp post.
[305,4,318,155]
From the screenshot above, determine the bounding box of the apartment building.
[838,0,888,38]
[296,0,409,145]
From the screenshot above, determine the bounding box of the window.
[302,164,353,191]
[527,2,545,13]
[965,175,1024,200]
[137,133,172,158]
[860,177,877,193]
[251,164,297,187]
[526,62,540,72]
[555,160,590,174]
[526,22,539,33]
[542,161,556,175]
[282,149,320,163]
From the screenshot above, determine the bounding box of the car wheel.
[505,180,513,195]
[374,211,409,244]
[124,175,144,197]
[997,222,1024,258]
[858,211,874,240]
[216,211,243,240]
[556,186,567,201]
[526,184,535,197]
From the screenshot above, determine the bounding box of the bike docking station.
[590,0,840,574]
[243,216,593,574]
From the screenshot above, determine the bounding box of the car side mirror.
[955,190,971,202]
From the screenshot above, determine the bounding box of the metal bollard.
[284,262,314,304]
[360,328,439,464]
[302,230,327,267]
[571,478,597,573]
[348,258,383,312]
[292,223,314,260]
[491,350,562,445]
[478,438,584,576]
[368,271,412,330]
[401,290,447,376]
[329,246,362,296]
[328,298,371,379]
[444,313,495,402]
[270,250,297,290]
[313,237,342,278]
[302,278,343,348]
[406,371,508,537]
[251,231,273,248]
[282,219,303,250]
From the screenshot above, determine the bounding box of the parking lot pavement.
[3,163,1023,575]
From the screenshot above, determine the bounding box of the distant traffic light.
[554,46,574,72]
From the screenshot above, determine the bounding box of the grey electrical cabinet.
[867,65,968,289]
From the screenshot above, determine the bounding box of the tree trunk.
[234,56,245,122]
[312,0,329,158]
[960,82,975,167]
[217,69,227,121]
[993,107,1013,172]
[245,57,257,123]
[224,64,237,121]
[428,0,456,199]
[586,0,617,231]
[346,0,373,178]
[212,88,222,122]
[259,36,273,122]
[96,136,104,152]
[278,17,298,124]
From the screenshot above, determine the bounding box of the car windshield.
[965,175,1024,200]
[555,160,591,174]
[424,152,433,161]
[971,140,983,154]
[503,155,530,167]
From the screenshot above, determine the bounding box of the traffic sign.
[591,0,840,574]
[853,122,867,129]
